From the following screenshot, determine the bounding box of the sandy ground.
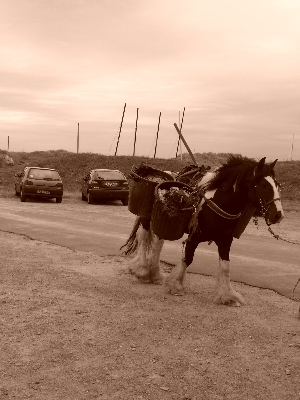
[1,227,300,400]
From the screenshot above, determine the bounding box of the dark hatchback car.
[81,169,129,205]
[15,167,63,203]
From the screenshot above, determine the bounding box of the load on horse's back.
[121,155,284,306]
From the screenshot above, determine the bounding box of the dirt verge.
[1,231,300,400]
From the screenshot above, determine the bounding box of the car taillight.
[89,180,100,188]
[122,182,129,187]
[55,182,63,188]
[24,180,33,185]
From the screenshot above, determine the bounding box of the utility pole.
[77,123,79,154]
[289,133,295,161]
[7,136,9,151]
[133,108,139,156]
[115,103,126,156]
[175,107,185,158]
[153,112,161,159]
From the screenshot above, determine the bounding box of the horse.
[121,155,284,306]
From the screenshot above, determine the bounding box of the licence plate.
[105,182,118,187]
[37,190,50,194]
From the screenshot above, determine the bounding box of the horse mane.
[203,155,275,193]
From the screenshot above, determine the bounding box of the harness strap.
[198,190,242,220]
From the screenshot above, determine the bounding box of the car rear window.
[28,168,61,180]
[93,171,126,180]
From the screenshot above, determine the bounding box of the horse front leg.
[165,234,200,295]
[164,259,187,295]
[214,241,245,306]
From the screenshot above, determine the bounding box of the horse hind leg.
[214,258,245,306]
[147,234,165,285]
[127,226,151,279]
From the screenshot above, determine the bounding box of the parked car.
[15,167,63,203]
[81,169,129,205]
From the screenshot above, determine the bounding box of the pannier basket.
[233,203,256,239]
[128,164,174,218]
[151,181,196,241]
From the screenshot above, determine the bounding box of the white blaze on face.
[265,176,284,215]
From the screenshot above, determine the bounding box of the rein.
[253,217,300,246]
[198,189,241,220]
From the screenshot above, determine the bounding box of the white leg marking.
[214,258,245,306]
[148,235,165,284]
[127,227,150,278]
[165,260,187,295]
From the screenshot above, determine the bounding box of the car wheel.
[20,188,26,202]
[56,197,62,203]
[121,197,129,206]
[82,192,87,201]
[87,192,93,204]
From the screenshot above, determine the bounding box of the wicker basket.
[233,203,256,239]
[151,181,195,241]
[128,164,174,218]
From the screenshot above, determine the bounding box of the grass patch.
[0,150,299,207]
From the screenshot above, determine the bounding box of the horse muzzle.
[265,201,284,225]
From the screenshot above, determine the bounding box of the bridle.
[253,177,281,225]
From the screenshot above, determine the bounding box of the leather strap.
[198,190,242,220]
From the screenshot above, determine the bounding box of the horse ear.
[257,157,266,172]
[269,159,278,170]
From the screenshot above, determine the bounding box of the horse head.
[248,157,284,225]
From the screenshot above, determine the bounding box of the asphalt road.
[0,196,299,300]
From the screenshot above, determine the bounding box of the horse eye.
[275,180,281,188]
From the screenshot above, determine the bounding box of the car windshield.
[28,168,61,180]
[92,171,125,180]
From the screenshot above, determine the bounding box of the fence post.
[133,108,139,156]
[115,103,126,156]
[154,112,161,158]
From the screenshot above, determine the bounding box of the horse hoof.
[165,281,185,296]
[151,277,165,285]
[135,266,150,281]
[214,292,245,306]
[127,260,138,274]
[149,272,165,285]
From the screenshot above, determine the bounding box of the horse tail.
[120,216,142,255]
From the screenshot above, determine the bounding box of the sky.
[1,0,300,161]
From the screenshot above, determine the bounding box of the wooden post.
[176,111,180,158]
[153,112,161,159]
[290,133,295,161]
[174,122,197,165]
[175,107,185,158]
[77,123,79,154]
[8,136,9,151]
[115,103,126,156]
[133,108,139,156]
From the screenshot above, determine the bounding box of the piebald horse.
[121,156,284,306]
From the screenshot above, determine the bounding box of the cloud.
[0,0,299,159]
